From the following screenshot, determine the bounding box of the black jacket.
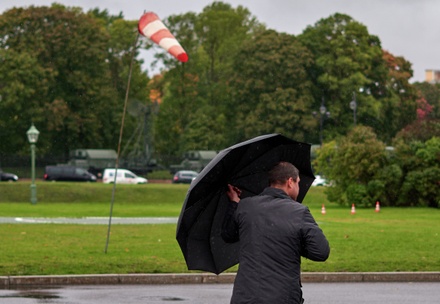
[222,187,330,304]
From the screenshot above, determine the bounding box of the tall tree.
[0,5,150,160]
[0,5,119,157]
[379,51,417,142]
[231,29,315,142]
[299,13,415,143]
[0,49,54,155]
[152,2,262,156]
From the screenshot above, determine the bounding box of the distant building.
[425,69,440,83]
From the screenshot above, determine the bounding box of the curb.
[1,272,439,288]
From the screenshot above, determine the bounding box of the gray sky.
[1,0,439,82]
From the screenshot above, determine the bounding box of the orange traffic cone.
[321,204,326,215]
[375,201,380,212]
[351,204,356,215]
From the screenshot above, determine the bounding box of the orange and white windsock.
[138,12,188,63]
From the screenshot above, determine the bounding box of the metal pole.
[319,97,326,146]
[105,31,140,254]
[352,92,357,126]
[319,115,323,146]
[30,143,37,204]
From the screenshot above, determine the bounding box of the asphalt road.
[1,282,439,303]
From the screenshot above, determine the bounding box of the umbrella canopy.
[176,134,315,274]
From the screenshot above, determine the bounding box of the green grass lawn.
[0,183,439,275]
[0,182,188,217]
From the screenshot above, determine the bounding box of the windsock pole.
[105,30,141,254]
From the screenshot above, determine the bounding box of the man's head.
[268,161,300,200]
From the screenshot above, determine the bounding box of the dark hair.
[268,161,299,185]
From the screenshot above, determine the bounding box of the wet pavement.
[1,282,440,303]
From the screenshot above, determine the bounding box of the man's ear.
[287,177,294,188]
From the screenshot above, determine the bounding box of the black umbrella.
[176,133,315,274]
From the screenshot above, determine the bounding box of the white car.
[102,168,148,184]
[312,175,327,186]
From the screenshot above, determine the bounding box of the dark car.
[44,166,97,182]
[172,170,199,184]
[0,169,19,182]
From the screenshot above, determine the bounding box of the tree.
[0,5,119,157]
[413,81,440,119]
[316,124,440,208]
[153,71,200,157]
[299,14,416,143]
[379,51,418,142]
[0,5,150,160]
[195,2,260,84]
[0,49,55,155]
[180,105,228,151]
[394,137,440,207]
[231,29,315,142]
[152,2,262,156]
[314,126,388,206]
[87,9,150,155]
[394,119,440,144]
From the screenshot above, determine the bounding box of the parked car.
[44,166,97,182]
[312,175,327,186]
[172,170,199,184]
[0,169,19,182]
[102,168,148,184]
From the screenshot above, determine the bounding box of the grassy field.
[0,182,439,275]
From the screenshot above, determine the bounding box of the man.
[222,161,330,304]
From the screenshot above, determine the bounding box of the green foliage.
[401,167,440,207]
[0,49,54,155]
[153,3,263,156]
[316,126,387,206]
[0,5,149,159]
[375,164,403,205]
[366,179,385,203]
[346,183,368,206]
[414,82,440,119]
[2,2,438,191]
[299,13,416,143]
[316,125,439,207]
[231,30,315,142]
[180,107,228,150]
[394,119,440,144]
[396,137,440,207]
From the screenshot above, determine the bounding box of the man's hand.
[227,184,241,203]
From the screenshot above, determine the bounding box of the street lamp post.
[350,92,357,126]
[26,124,40,205]
[313,97,330,146]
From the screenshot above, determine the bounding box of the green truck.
[67,149,117,177]
[169,150,218,173]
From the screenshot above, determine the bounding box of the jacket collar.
[260,187,292,200]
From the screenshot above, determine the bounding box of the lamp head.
[26,124,40,144]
